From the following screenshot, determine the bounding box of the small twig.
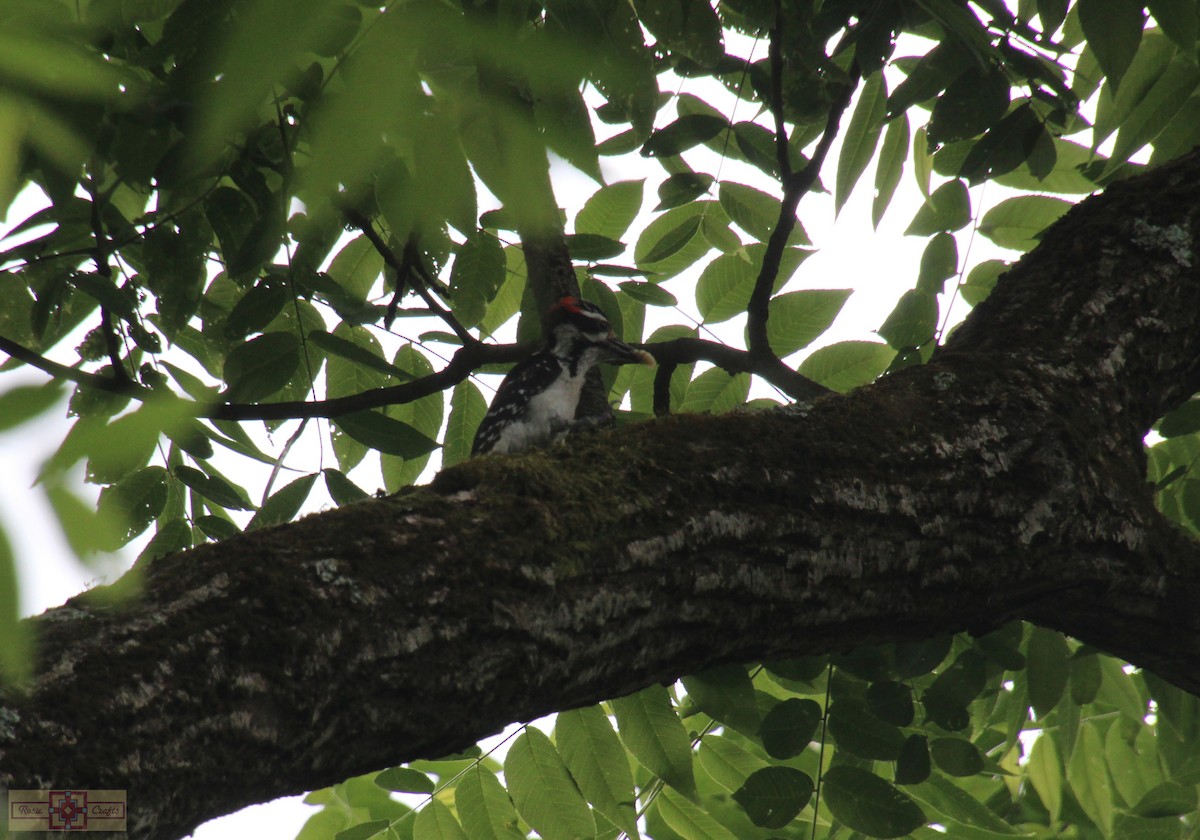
[342,209,476,344]
[0,332,150,398]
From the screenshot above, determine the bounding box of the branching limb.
[745,6,857,363]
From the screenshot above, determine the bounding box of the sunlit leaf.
[504,727,595,840]
[977,196,1074,251]
[798,341,895,393]
[641,114,729,157]
[576,180,645,240]
[556,706,639,838]
[611,685,696,798]
[246,473,318,531]
[837,71,887,215]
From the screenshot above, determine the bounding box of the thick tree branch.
[4,151,1200,840]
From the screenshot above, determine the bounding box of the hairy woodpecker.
[472,296,655,456]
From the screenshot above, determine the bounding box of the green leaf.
[873,114,910,229]
[1148,0,1199,54]
[246,473,318,531]
[444,381,487,468]
[921,650,986,731]
[0,381,62,429]
[680,665,760,735]
[641,114,729,157]
[333,410,439,460]
[638,214,702,266]
[977,196,1074,252]
[1133,781,1198,818]
[656,172,714,211]
[333,820,389,840]
[759,698,823,760]
[960,260,1008,307]
[895,735,931,785]
[837,72,887,215]
[1112,814,1185,840]
[224,279,290,340]
[173,465,255,511]
[611,685,696,798]
[828,699,906,760]
[451,232,507,328]
[1068,721,1114,834]
[719,181,809,246]
[196,514,240,541]
[504,727,595,840]
[1026,732,1062,821]
[695,245,811,324]
[374,766,435,794]
[618,281,678,307]
[697,735,769,791]
[1027,626,1070,717]
[455,766,525,840]
[797,341,895,393]
[556,706,639,838]
[1079,0,1146,90]
[1105,56,1200,176]
[928,67,1011,145]
[905,179,971,236]
[576,180,645,240]
[917,233,958,295]
[1160,400,1200,437]
[676,369,750,414]
[96,466,169,547]
[634,202,723,279]
[1095,33,1176,149]
[866,681,915,727]
[0,520,30,684]
[878,290,938,350]
[136,518,193,563]
[655,788,737,840]
[566,234,626,262]
[908,774,1020,835]
[224,332,303,403]
[413,799,469,840]
[1069,650,1102,705]
[764,290,851,357]
[308,330,410,381]
[929,737,984,777]
[732,767,814,830]
[323,468,370,506]
[822,765,925,839]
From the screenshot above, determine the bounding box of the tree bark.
[3,151,1200,840]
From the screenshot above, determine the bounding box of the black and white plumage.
[471,296,656,456]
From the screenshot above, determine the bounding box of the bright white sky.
[0,21,1058,838]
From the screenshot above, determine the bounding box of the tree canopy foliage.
[4,1,1200,839]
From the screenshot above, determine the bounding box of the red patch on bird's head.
[554,296,584,314]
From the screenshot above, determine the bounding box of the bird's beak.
[602,334,656,367]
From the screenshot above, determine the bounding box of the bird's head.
[547,296,656,367]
